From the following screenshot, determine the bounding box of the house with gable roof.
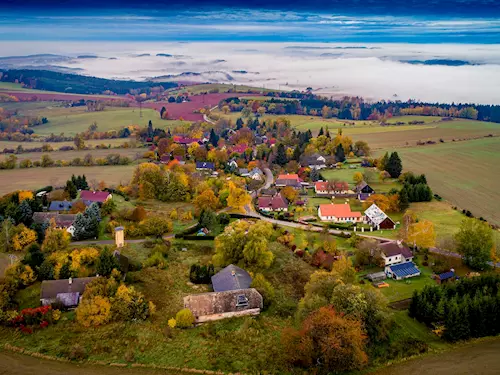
[258,194,288,212]
[364,204,396,229]
[318,203,363,223]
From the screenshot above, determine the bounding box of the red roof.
[278,174,300,181]
[319,204,362,218]
[80,190,111,203]
[315,181,349,191]
[258,194,288,210]
[173,136,201,145]
[231,144,248,154]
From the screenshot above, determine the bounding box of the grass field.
[0,138,136,150]
[320,167,401,193]
[393,137,500,225]
[0,165,135,194]
[0,147,146,163]
[168,83,278,96]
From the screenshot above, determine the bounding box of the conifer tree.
[386,152,403,178]
[275,144,288,166]
[335,144,346,162]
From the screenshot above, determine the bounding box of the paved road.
[202,105,218,124]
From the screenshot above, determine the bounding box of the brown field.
[386,137,500,225]
[0,148,147,163]
[0,165,135,194]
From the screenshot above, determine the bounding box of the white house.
[318,203,363,223]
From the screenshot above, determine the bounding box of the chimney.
[231,270,236,276]
[396,240,402,247]
[68,277,72,285]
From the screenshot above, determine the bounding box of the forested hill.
[0,70,178,95]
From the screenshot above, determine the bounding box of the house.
[211,264,253,292]
[48,200,73,212]
[385,261,421,280]
[173,136,202,145]
[40,277,97,307]
[183,288,263,323]
[248,168,263,181]
[314,181,350,195]
[239,168,249,177]
[364,204,396,229]
[160,154,171,164]
[379,240,414,266]
[228,159,238,170]
[434,270,456,284]
[258,194,289,212]
[196,161,215,171]
[318,203,363,223]
[301,154,327,170]
[33,212,77,236]
[80,190,112,205]
[275,174,302,189]
[356,181,375,195]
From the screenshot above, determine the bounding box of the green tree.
[399,187,410,211]
[292,145,301,161]
[275,143,288,166]
[18,200,33,227]
[96,248,119,276]
[65,180,78,199]
[335,144,345,162]
[386,152,403,178]
[251,273,275,309]
[209,128,219,147]
[455,218,493,269]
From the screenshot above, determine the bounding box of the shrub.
[189,264,215,284]
[168,318,176,328]
[68,343,87,361]
[76,296,112,327]
[175,308,195,328]
[124,349,135,362]
[250,273,275,309]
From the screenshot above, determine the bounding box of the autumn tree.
[282,307,368,372]
[76,296,112,327]
[401,218,436,250]
[42,227,71,253]
[193,189,219,215]
[353,172,364,184]
[12,224,37,251]
[226,182,251,213]
[280,186,298,203]
[70,200,86,214]
[213,220,274,270]
[455,218,493,270]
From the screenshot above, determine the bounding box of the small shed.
[435,270,456,284]
[366,271,387,282]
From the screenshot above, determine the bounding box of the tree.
[42,227,70,253]
[353,140,370,156]
[455,218,493,269]
[292,145,301,161]
[70,200,86,214]
[18,200,33,226]
[96,248,119,276]
[199,209,218,230]
[406,220,436,249]
[101,199,116,216]
[281,186,298,203]
[176,308,195,328]
[335,144,345,162]
[76,296,112,327]
[399,187,410,211]
[353,172,364,184]
[0,219,15,252]
[74,134,85,150]
[226,182,251,212]
[310,168,320,182]
[12,224,37,251]
[386,152,403,178]
[64,180,78,199]
[275,144,288,166]
[251,273,275,308]
[22,243,45,270]
[130,206,147,222]
[363,194,390,212]
[282,307,367,372]
[213,220,274,270]
[378,152,389,171]
[209,128,219,147]
[193,189,219,215]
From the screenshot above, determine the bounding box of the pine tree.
[59,262,72,279]
[209,128,219,147]
[236,118,244,130]
[160,107,166,119]
[18,200,33,226]
[318,127,324,136]
[310,168,320,182]
[147,120,154,137]
[72,213,88,241]
[81,175,89,190]
[275,144,288,166]
[386,152,403,178]
[335,144,345,162]
[292,145,301,161]
[96,248,119,276]
[65,180,78,199]
[325,129,331,138]
[86,203,102,223]
[399,187,410,210]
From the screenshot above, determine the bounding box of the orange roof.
[278,174,299,180]
[319,204,362,218]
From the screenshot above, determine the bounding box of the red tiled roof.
[278,174,299,181]
[319,204,362,218]
[80,190,111,203]
[258,194,288,210]
[315,181,349,191]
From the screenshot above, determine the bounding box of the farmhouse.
[48,200,72,212]
[379,240,414,266]
[248,167,264,180]
[258,194,288,212]
[183,288,263,323]
[40,277,97,307]
[314,181,350,195]
[80,190,112,205]
[301,153,327,170]
[318,203,363,223]
[275,174,302,189]
[364,204,396,229]
[196,161,215,171]
[356,181,375,195]
[33,212,77,236]
[211,264,252,292]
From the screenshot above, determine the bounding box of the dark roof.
[260,188,277,196]
[33,212,76,228]
[40,277,97,300]
[438,271,455,280]
[184,288,263,319]
[80,190,111,203]
[379,241,413,259]
[196,161,215,170]
[389,262,420,278]
[211,264,252,292]
[358,193,371,201]
[48,200,72,211]
[356,181,375,194]
[113,250,129,274]
[258,194,288,210]
[275,179,302,187]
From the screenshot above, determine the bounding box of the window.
[388,258,392,262]
[236,295,249,307]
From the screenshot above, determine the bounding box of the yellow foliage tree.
[363,194,390,212]
[353,172,364,184]
[12,224,37,251]
[169,209,178,220]
[181,211,193,221]
[18,191,34,202]
[406,220,436,249]
[42,227,71,253]
[76,296,112,327]
[193,189,219,214]
[281,186,298,203]
[226,182,251,213]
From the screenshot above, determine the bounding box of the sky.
[0,1,499,103]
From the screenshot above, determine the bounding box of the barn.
[364,204,396,229]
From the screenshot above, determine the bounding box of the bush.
[175,308,195,328]
[250,273,275,309]
[189,264,215,284]
[68,343,87,361]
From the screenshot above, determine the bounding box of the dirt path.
[0,351,175,375]
[367,337,500,375]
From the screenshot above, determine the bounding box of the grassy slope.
[0,138,134,150]
[395,137,500,225]
[0,148,146,162]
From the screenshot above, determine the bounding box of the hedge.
[176,235,215,241]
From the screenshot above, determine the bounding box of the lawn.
[0,165,135,195]
[0,138,136,151]
[377,266,436,302]
[393,137,500,225]
[320,167,401,193]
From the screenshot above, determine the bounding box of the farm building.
[385,261,421,280]
[211,264,253,293]
[48,200,73,212]
[379,240,414,266]
[183,288,263,323]
[366,271,387,282]
[275,174,302,189]
[434,270,456,284]
[258,194,288,212]
[314,181,350,195]
[318,203,363,223]
[301,153,328,170]
[33,212,76,236]
[356,181,375,195]
[40,277,98,307]
[364,204,396,229]
[80,190,112,205]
